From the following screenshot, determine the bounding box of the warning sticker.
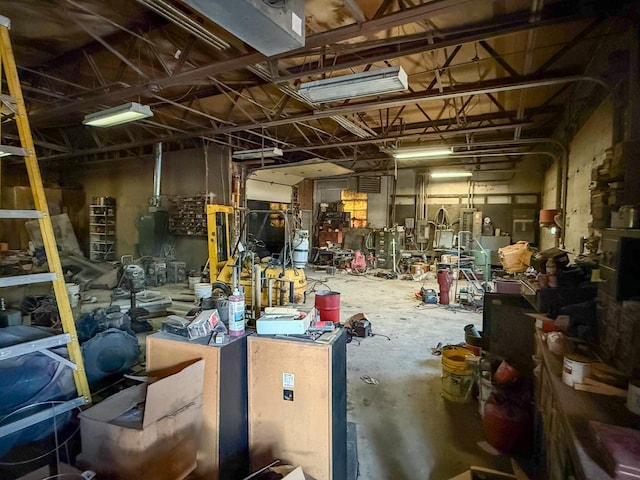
[283,373,295,388]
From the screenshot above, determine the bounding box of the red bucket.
[315,290,341,323]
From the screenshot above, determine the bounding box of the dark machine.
[121,263,152,331]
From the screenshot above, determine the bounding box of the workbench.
[535,331,640,479]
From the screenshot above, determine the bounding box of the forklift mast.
[206,204,235,278]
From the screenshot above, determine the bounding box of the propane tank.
[437,269,453,305]
[228,287,245,336]
[350,250,366,273]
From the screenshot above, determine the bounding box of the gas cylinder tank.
[262,267,307,305]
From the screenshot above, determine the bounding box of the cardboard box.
[79,359,205,480]
[243,465,310,480]
[449,467,517,480]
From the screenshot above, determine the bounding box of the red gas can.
[437,269,453,305]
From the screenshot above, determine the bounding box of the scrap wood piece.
[574,378,627,398]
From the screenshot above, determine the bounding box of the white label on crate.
[283,373,295,388]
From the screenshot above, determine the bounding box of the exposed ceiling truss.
[0,0,636,173]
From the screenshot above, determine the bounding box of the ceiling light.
[232,147,283,160]
[332,115,375,138]
[83,102,153,127]
[298,66,408,103]
[393,147,453,159]
[430,172,473,178]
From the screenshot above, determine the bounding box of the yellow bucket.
[441,346,477,403]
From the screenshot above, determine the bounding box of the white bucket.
[627,380,640,415]
[194,283,212,301]
[188,276,201,290]
[65,283,80,308]
[292,230,309,268]
[562,354,591,387]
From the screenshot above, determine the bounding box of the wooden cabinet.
[247,331,347,480]
[146,332,249,480]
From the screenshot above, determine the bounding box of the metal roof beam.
[213,71,606,135]
[282,122,535,153]
[278,8,599,81]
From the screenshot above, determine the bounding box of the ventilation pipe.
[152,142,162,207]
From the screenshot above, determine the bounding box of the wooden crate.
[248,331,347,480]
[146,332,249,480]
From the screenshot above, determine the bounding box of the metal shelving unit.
[89,204,116,261]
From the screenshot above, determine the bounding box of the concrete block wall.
[545,98,613,255]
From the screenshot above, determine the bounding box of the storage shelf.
[168,195,209,236]
[90,203,115,262]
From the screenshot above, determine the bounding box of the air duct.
[152,142,162,206]
[179,0,305,56]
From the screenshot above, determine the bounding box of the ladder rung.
[0,333,71,360]
[0,272,57,287]
[0,397,86,438]
[0,144,27,157]
[0,209,43,219]
[0,16,92,405]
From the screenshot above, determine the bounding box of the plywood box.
[146,332,249,480]
[78,359,204,480]
[318,230,343,246]
[248,331,347,480]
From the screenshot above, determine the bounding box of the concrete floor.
[85,271,518,479]
[306,271,514,480]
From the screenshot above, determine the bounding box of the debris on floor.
[431,342,443,356]
[360,375,380,385]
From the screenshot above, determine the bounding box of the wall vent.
[358,176,381,194]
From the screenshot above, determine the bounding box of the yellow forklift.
[206,205,307,317]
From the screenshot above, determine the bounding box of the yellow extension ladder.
[0,15,91,438]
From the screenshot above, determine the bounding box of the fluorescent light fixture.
[430,172,473,178]
[232,147,283,160]
[83,102,153,127]
[393,147,453,159]
[298,66,408,103]
[332,115,375,138]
